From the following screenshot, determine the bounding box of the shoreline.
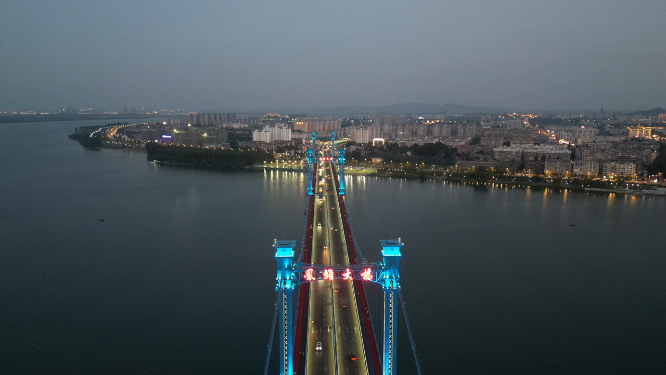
[80,137,666,197]
[250,165,666,196]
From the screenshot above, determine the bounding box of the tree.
[471,166,491,181]
[648,143,666,175]
[517,163,525,172]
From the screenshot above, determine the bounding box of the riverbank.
[66,122,665,197]
[251,165,666,196]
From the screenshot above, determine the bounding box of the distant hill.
[317,102,498,115]
[625,107,666,116]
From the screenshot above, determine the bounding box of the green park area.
[345,167,377,174]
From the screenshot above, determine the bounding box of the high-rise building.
[349,126,381,144]
[505,119,525,129]
[544,160,572,175]
[293,119,341,134]
[573,160,599,176]
[493,144,571,162]
[252,125,291,143]
[370,113,407,138]
[187,113,238,125]
[601,162,636,178]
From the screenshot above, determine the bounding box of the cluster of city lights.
[318,157,335,161]
[303,267,374,281]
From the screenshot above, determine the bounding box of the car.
[316,342,322,351]
[349,354,357,362]
[318,222,321,226]
[334,289,340,293]
[319,208,322,212]
[341,304,347,308]
[334,228,338,232]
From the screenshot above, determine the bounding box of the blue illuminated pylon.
[306,132,316,195]
[337,148,346,195]
[379,239,403,375]
[274,240,296,375]
[329,132,346,195]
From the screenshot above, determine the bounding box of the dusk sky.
[1,0,664,112]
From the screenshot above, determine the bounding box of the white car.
[318,222,321,226]
[316,342,322,351]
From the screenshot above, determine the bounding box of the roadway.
[305,161,369,375]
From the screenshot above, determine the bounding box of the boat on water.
[569,224,576,227]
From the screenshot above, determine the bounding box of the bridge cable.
[263,292,281,375]
[337,181,367,263]
[398,290,424,375]
[297,195,309,263]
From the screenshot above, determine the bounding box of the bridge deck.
[295,161,380,375]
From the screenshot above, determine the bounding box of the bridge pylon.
[306,132,316,195]
[274,240,296,375]
[268,237,411,375]
[379,239,403,375]
[337,148,346,195]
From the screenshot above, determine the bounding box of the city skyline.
[1,1,665,112]
[3,102,665,117]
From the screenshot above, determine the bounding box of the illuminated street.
[306,161,368,375]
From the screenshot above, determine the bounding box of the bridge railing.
[330,164,367,263]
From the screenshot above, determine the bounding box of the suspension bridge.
[265,133,422,375]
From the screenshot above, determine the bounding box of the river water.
[1,120,665,374]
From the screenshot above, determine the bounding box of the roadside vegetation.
[145,142,274,168]
[648,143,666,175]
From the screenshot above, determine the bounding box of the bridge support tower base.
[380,240,403,375]
[274,240,296,375]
